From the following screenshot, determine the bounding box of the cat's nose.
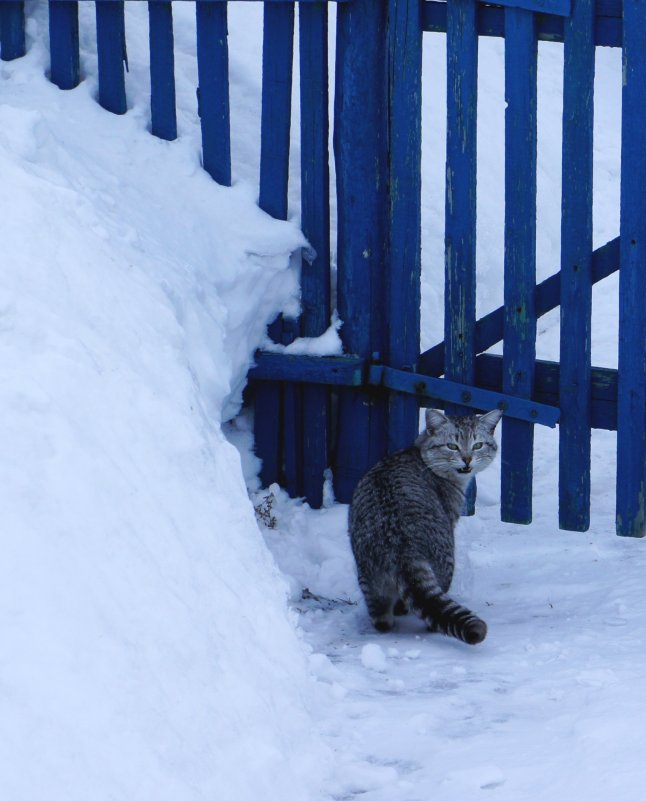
[463,455,472,466]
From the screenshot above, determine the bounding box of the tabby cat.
[349,408,503,645]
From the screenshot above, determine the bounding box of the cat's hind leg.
[359,575,399,632]
[393,598,409,616]
[368,597,397,632]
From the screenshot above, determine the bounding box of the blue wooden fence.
[4,0,643,537]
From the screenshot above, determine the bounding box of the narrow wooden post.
[501,8,537,524]
[386,0,422,455]
[96,0,127,115]
[48,1,80,90]
[300,2,331,507]
[196,1,231,186]
[334,0,388,502]
[559,0,594,531]
[0,1,25,61]
[445,0,478,514]
[149,1,177,142]
[616,0,646,538]
[255,3,297,494]
[259,3,294,220]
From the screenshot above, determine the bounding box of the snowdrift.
[0,7,327,801]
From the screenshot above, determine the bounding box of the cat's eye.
[473,442,484,450]
[446,443,459,451]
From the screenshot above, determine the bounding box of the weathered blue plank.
[256,3,299,496]
[282,375,301,498]
[186,0,351,3]
[617,0,646,538]
[299,2,331,508]
[421,1,622,48]
[256,383,281,490]
[493,0,569,15]
[444,0,477,396]
[259,3,294,219]
[475,355,618,432]
[196,1,231,185]
[445,0,478,513]
[96,1,127,115]
[419,237,620,377]
[0,1,25,61]
[301,381,328,503]
[299,4,329,340]
[334,0,389,502]
[559,0,594,532]
[250,353,364,385]
[386,0,422,456]
[149,1,177,141]
[48,1,80,90]
[501,8,537,525]
[370,366,559,428]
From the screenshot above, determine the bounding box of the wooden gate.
[252,0,645,538]
[4,0,643,535]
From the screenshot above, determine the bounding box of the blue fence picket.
[48,1,79,90]
[196,1,231,186]
[299,2,331,508]
[501,8,538,525]
[0,1,25,62]
[386,0,422,457]
[617,1,646,538]
[255,3,297,494]
[95,1,127,115]
[559,0,594,532]
[333,0,388,503]
[444,0,478,514]
[259,3,294,219]
[149,1,177,141]
[254,378,282,491]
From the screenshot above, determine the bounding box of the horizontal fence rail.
[251,352,618,432]
[250,354,561,428]
[423,0,622,47]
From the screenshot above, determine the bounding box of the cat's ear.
[478,408,503,432]
[425,409,449,433]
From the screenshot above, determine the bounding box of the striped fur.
[349,409,502,645]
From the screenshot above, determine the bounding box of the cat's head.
[415,408,503,482]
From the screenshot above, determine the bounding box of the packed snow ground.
[2,3,645,801]
[239,421,646,801]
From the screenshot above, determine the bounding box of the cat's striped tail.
[403,563,487,645]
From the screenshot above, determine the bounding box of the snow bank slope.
[0,12,326,801]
